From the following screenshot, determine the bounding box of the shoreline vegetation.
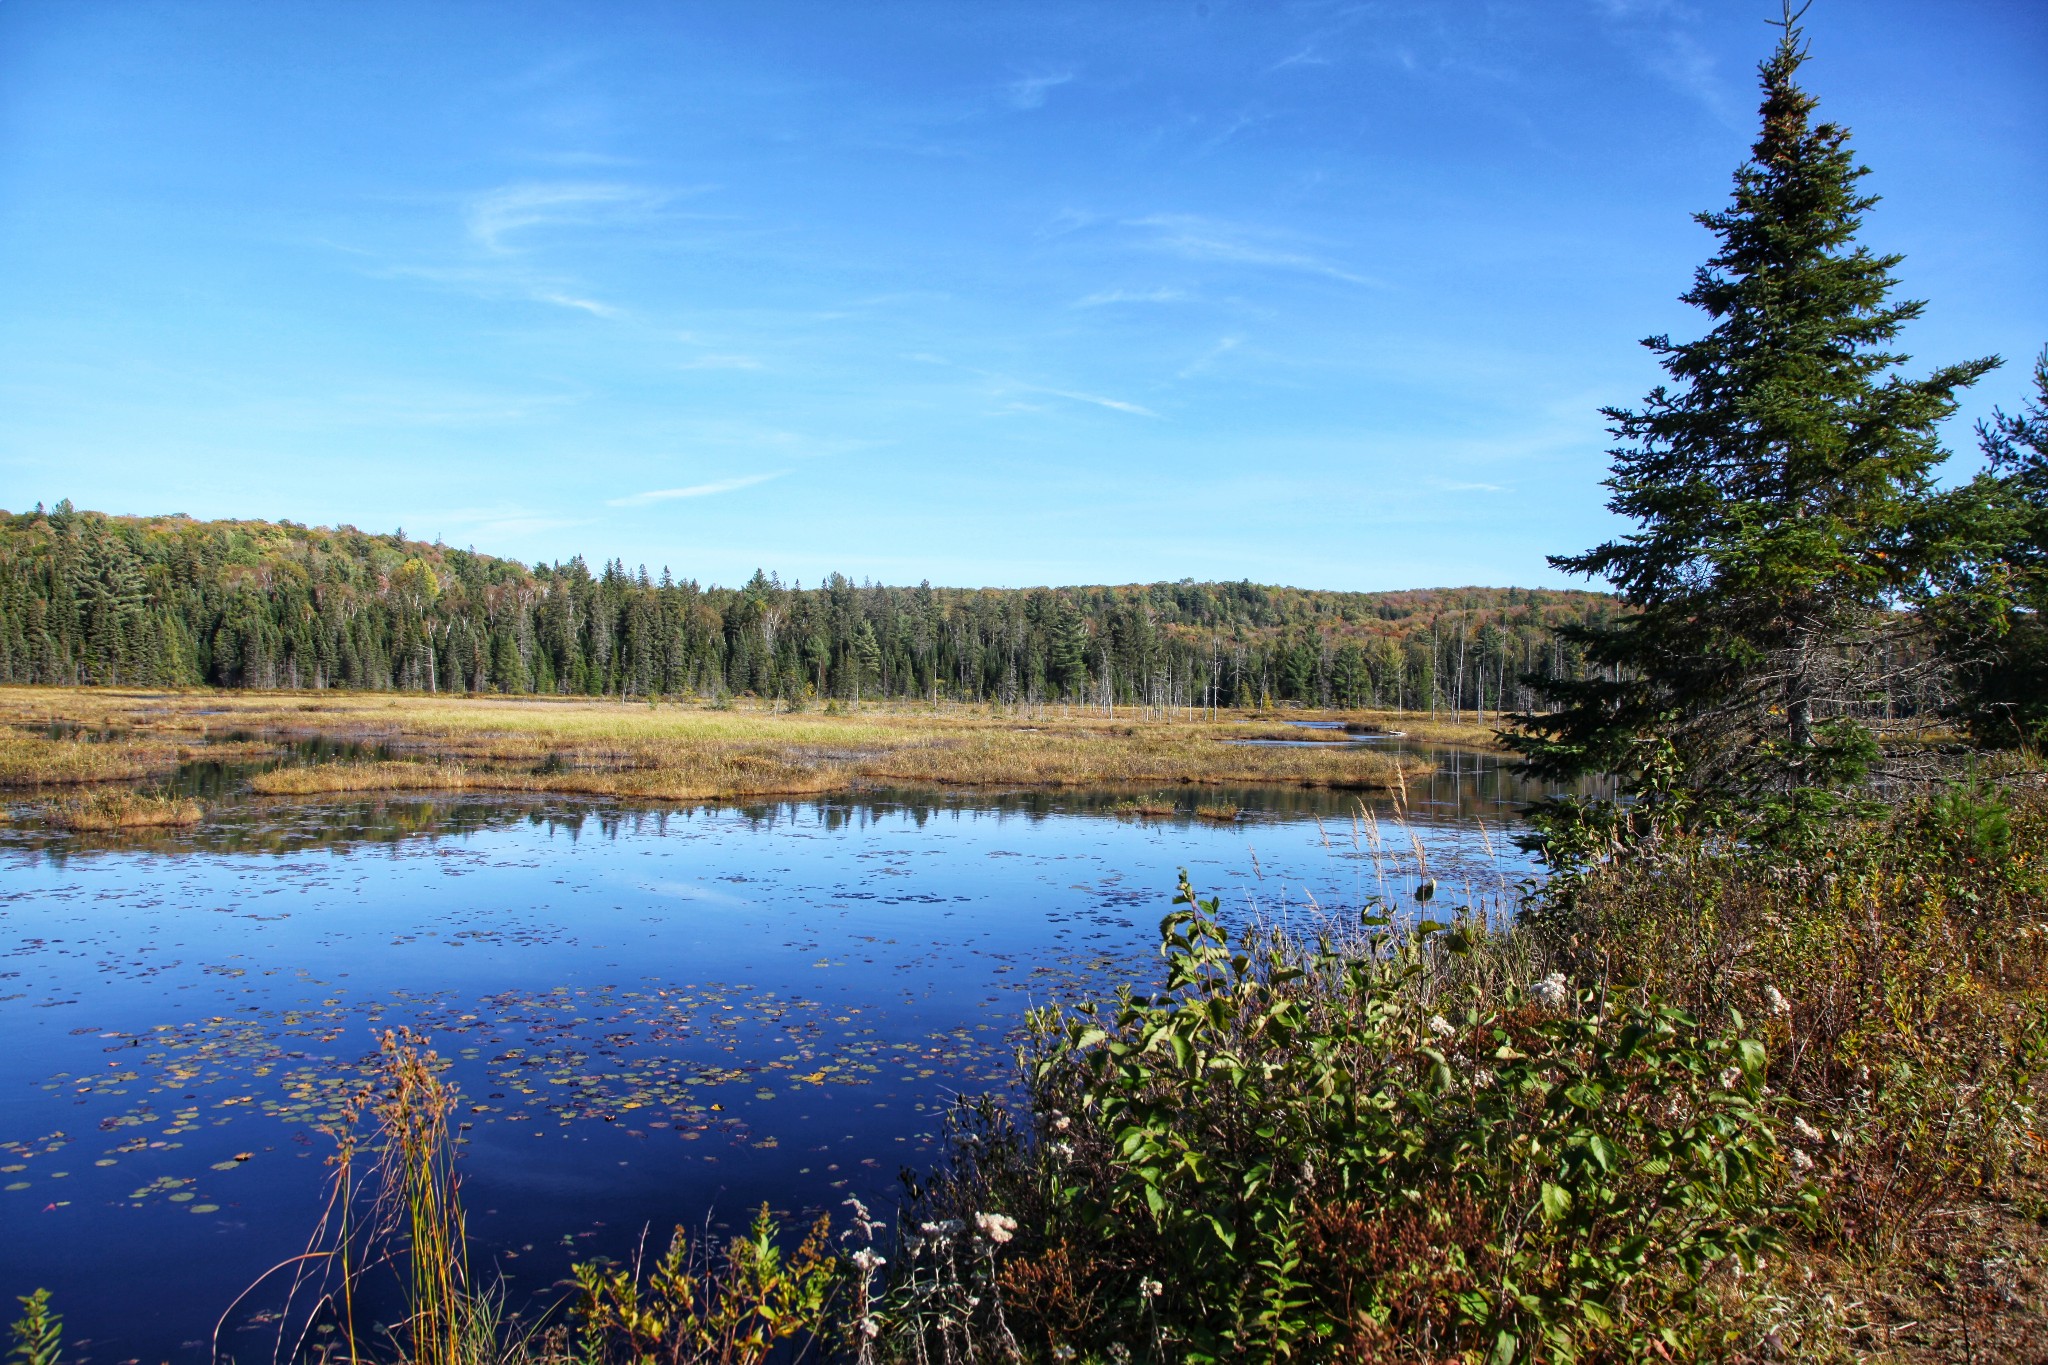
[22,779,2034,1364]
[0,686,1500,810]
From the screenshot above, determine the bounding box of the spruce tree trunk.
[1789,694,1813,752]
[1788,629,1815,755]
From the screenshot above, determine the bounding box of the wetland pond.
[1,742,1575,1361]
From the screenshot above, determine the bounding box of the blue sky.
[1,1,2041,591]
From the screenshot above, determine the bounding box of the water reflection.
[6,741,1601,863]
[147,734,397,802]
[0,742,1595,1359]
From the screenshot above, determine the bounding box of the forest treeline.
[0,502,1619,713]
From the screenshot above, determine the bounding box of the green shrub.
[568,1205,846,1363]
[6,1291,60,1365]
[1528,787,2048,1262]
[877,874,1797,1363]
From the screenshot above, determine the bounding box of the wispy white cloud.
[1072,287,1190,308]
[1197,108,1272,155]
[910,354,1160,419]
[256,380,586,429]
[1431,480,1507,494]
[1589,0,1680,16]
[376,263,626,319]
[1266,44,1333,74]
[367,178,717,317]
[1126,214,1384,287]
[677,354,766,371]
[532,290,623,318]
[607,472,787,507]
[1177,335,1243,380]
[466,181,676,253]
[413,504,594,542]
[1023,383,1159,418]
[525,149,643,169]
[1036,207,1101,240]
[1007,69,1075,111]
[1588,1,1740,124]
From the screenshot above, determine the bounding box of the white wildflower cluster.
[1763,984,1791,1019]
[851,1247,887,1274]
[1428,1014,1457,1038]
[1050,1140,1076,1161]
[907,1217,963,1256]
[1720,1066,1744,1091]
[1533,972,1570,1011]
[975,1211,1018,1244]
[1139,1277,1164,1300]
[1050,1112,1072,1132]
[840,1195,885,1243]
[1785,1114,1826,1172]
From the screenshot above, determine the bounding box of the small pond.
[0,742,1584,1360]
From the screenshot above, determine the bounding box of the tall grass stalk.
[371,1029,471,1365]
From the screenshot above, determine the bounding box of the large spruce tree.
[1512,10,1998,795]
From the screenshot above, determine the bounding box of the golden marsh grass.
[0,733,167,785]
[37,790,206,831]
[0,687,1447,800]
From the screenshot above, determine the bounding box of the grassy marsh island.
[0,687,1455,807]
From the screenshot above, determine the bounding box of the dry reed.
[37,790,204,830]
[0,687,1424,800]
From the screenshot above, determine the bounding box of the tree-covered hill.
[0,502,1618,709]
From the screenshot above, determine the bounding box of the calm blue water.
[0,749,1558,1361]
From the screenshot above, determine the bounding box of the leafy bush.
[874,875,1796,1363]
[6,1292,61,1365]
[1530,786,2048,1262]
[569,1205,847,1363]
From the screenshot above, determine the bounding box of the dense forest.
[0,502,1619,714]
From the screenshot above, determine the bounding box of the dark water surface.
[1,745,1569,1361]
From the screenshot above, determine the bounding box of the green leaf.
[1539,1180,1572,1222]
[1587,1133,1622,1173]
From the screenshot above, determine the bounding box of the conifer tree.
[1512,8,1997,795]
[1050,601,1089,701]
[1940,347,2048,746]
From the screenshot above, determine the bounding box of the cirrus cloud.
[607,472,787,507]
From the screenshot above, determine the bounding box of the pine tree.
[851,620,883,701]
[1940,347,2048,746]
[1512,10,1997,796]
[1050,601,1089,701]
